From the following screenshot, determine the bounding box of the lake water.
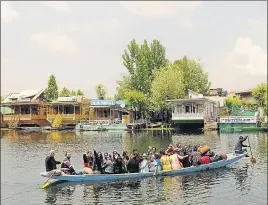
[1,130,267,205]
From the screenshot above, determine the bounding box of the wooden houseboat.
[1,89,91,129]
[167,90,220,130]
[75,99,133,131]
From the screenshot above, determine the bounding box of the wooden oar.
[41,171,56,189]
[247,137,256,163]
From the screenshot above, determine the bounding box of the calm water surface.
[1,130,267,205]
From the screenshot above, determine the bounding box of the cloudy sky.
[1,1,267,97]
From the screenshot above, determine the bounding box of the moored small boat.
[40,153,246,185]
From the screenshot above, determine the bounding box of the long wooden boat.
[40,153,246,184]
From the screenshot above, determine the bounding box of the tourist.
[149,152,156,172]
[83,151,93,168]
[170,150,184,170]
[83,162,93,174]
[45,150,63,176]
[153,154,162,176]
[140,153,150,173]
[190,146,201,166]
[102,156,114,174]
[127,152,140,173]
[160,150,172,171]
[92,150,102,172]
[234,136,250,154]
[61,152,76,175]
[113,153,124,174]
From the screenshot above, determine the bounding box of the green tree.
[44,74,59,101]
[60,87,71,97]
[124,90,149,118]
[114,74,133,100]
[77,89,84,96]
[173,56,211,95]
[121,39,166,94]
[223,96,242,116]
[151,63,185,110]
[252,83,268,107]
[96,84,107,99]
[70,90,76,96]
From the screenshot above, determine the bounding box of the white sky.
[1,1,267,97]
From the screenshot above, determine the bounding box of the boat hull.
[75,123,127,131]
[43,153,245,183]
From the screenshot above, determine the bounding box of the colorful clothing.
[160,155,172,171]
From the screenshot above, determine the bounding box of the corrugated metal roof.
[3,89,44,103]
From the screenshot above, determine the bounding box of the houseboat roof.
[2,89,44,103]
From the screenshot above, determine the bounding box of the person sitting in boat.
[122,153,130,173]
[83,161,93,174]
[170,150,185,170]
[83,151,93,168]
[175,143,184,156]
[92,150,102,172]
[45,150,62,176]
[113,153,123,174]
[189,146,201,166]
[160,150,172,171]
[102,155,114,174]
[153,154,162,176]
[234,136,250,154]
[149,152,156,172]
[61,152,76,175]
[127,152,140,173]
[140,153,150,173]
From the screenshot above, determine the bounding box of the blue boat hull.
[44,153,246,183]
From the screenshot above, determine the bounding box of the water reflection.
[1,130,267,205]
[44,183,76,204]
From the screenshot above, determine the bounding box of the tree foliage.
[115,74,133,100]
[121,39,166,94]
[96,84,107,98]
[252,83,268,107]
[151,63,185,110]
[124,90,149,118]
[44,74,59,101]
[77,89,84,96]
[173,56,211,95]
[60,87,71,97]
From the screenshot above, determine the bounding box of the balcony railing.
[172,112,204,120]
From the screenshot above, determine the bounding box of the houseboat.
[75,99,132,131]
[1,89,91,130]
[167,90,220,130]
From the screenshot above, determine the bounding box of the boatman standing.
[234,136,250,156]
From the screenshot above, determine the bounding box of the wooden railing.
[172,112,204,119]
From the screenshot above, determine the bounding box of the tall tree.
[77,89,84,96]
[60,87,71,97]
[252,83,268,107]
[124,89,149,119]
[114,74,133,100]
[96,84,107,99]
[151,63,185,110]
[70,90,76,96]
[121,39,166,95]
[44,74,59,101]
[173,56,211,95]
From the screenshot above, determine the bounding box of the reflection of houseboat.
[75,99,132,131]
[1,89,91,130]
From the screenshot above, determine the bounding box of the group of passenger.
[45,142,232,177]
